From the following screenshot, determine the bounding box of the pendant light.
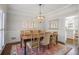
[37,4,45,23]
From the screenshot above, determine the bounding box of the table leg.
[56,36,58,44]
[24,40,27,55]
[21,38,22,48]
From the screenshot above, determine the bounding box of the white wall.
[7,14,31,43]
[58,18,66,43]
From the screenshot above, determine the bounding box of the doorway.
[65,16,79,45]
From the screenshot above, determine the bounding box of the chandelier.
[37,4,45,23]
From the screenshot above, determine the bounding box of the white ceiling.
[8,4,68,16]
[8,4,68,14]
[7,4,78,20]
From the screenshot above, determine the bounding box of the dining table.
[20,30,45,55]
[20,30,58,55]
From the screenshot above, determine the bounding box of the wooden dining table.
[20,30,45,55]
[20,30,58,55]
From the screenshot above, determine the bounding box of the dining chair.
[40,32,51,52]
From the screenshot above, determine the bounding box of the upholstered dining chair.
[50,32,58,46]
[40,32,51,52]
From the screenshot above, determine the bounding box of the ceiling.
[8,4,68,15]
[7,4,75,20]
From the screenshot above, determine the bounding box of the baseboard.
[57,41,65,45]
[6,41,20,45]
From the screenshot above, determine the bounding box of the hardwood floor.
[1,44,12,55]
[1,42,20,55]
[1,42,79,55]
[66,38,78,45]
[66,44,79,55]
[66,39,79,55]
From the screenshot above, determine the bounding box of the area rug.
[11,43,72,55]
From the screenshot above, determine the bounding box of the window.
[0,10,5,50]
[49,20,58,29]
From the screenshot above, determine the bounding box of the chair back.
[41,32,51,45]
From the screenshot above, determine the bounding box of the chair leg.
[42,45,49,52]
